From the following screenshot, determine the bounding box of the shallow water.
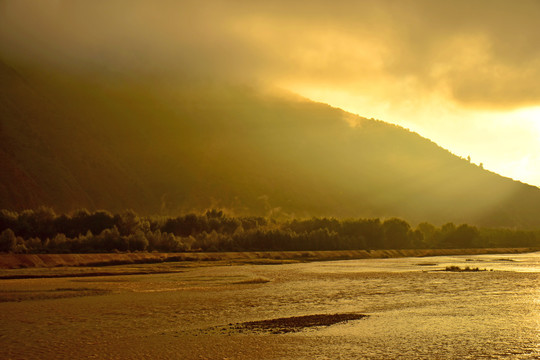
[1,252,539,359]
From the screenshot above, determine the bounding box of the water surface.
[1,252,539,359]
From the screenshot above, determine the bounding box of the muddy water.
[1,252,539,359]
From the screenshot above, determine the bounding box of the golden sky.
[1,0,539,186]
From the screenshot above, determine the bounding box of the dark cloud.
[1,0,539,108]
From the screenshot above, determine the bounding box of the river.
[1,252,539,359]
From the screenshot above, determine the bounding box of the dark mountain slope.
[1,61,539,228]
[0,60,153,211]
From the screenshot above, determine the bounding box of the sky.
[1,0,540,186]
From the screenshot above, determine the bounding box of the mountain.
[1,59,540,228]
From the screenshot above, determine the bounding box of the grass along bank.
[1,247,537,271]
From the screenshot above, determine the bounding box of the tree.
[99,227,126,251]
[417,222,437,248]
[0,228,16,252]
[115,210,140,236]
[49,233,69,252]
[0,210,17,234]
[382,218,411,249]
[127,230,149,251]
[205,209,223,218]
[440,224,479,248]
[409,229,425,249]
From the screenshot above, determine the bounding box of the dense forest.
[1,208,538,254]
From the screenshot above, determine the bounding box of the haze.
[1,0,539,186]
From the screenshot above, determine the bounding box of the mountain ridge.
[1,59,540,228]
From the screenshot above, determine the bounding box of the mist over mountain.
[1,59,540,228]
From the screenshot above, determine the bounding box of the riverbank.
[0,247,537,270]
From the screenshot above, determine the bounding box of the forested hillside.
[2,60,540,228]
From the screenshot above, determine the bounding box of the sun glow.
[286,84,540,187]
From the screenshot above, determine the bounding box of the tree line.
[0,207,539,253]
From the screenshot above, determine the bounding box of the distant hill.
[1,59,540,228]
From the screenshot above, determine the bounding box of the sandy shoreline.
[0,247,537,271]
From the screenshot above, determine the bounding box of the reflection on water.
[1,252,539,359]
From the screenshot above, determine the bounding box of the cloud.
[1,0,540,109]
